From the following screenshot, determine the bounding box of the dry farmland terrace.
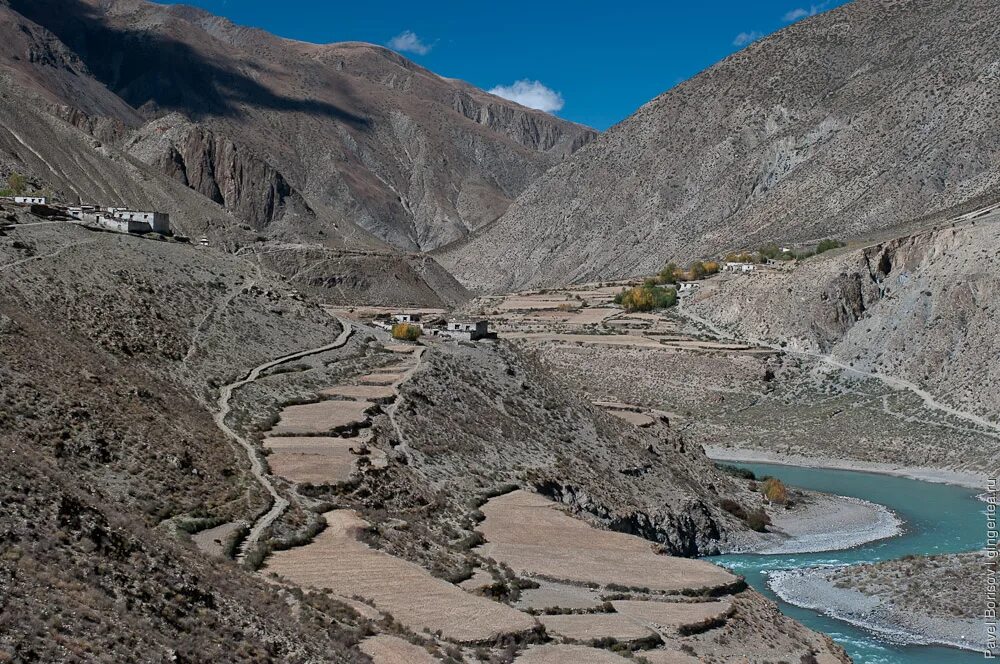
[197,292,848,662]
[461,280,996,482]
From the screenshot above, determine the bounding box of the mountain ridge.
[437,0,1000,291]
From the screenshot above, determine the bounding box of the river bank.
[770,563,985,653]
[750,490,903,555]
[706,444,985,489]
[710,461,987,663]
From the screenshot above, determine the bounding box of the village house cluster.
[375,313,492,342]
[722,261,756,273]
[2,195,172,236]
[65,205,171,235]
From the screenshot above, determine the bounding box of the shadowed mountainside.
[6,0,596,251]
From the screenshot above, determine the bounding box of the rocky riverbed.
[770,553,988,652]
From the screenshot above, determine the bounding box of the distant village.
[374,313,493,342]
[3,196,176,238]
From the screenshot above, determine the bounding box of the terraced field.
[266,510,538,643]
[262,345,418,487]
[476,490,737,593]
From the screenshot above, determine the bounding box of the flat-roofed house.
[442,320,489,341]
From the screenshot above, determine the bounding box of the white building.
[438,320,490,341]
[64,205,171,235]
[93,214,158,234]
[723,262,756,273]
[67,205,98,220]
[14,196,46,205]
[110,210,170,233]
[392,313,423,326]
[677,281,698,295]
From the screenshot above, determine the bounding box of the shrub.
[746,508,771,532]
[715,463,756,480]
[718,498,747,521]
[762,477,788,504]
[7,172,26,195]
[815,238,845,254]
[656,262,679,284]
[391,323,422,341]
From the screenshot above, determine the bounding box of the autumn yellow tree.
[762,477,788,504]
[391,322,422,341]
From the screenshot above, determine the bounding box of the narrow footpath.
[676,297,1000,439]
[213,318,354,562]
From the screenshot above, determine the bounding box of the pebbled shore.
[770,565,986,652]
[751,491,903,555]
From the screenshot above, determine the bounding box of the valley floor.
[453,279,993,659]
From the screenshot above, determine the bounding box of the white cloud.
[488,79,565,113]
[733,31,764,47]
[387,30,431,55]
[783,2,830,22]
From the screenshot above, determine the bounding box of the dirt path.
[381,345,426,464]
[183,266,261,365]
[213,318,354,562]
[675,299,1000,440]
[0,238,98,272]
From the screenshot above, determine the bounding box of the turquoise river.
[710,462,987,664]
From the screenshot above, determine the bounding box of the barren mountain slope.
[7,0,596,251]
[439,0,1000,291]
[686,206,1000,474]
[0,208,375,661]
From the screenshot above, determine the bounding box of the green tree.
[657,262,679,285]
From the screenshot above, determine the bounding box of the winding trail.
[0,239,97,272]
[213,318,354,562]
[675,297,1000,439]
[183,265,260,365]
[381,345,426,465]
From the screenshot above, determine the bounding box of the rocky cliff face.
[125,115,306,231]
[438,0,1000,292]
[688,206,1000,427]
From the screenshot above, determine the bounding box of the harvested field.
[607,410,655,427]
[537,613,656,642]
[458,567,495,592]
[359,372,407,385]
[513,644,632,663]
[501,307,618,326]
[191,521,242,558]
[476,491,736,593]
[266,510,537,642]
[496,295,579,311]
[359,635,439,664]
[320,384,397,400]
[270,399,374,434]
[264,436,384,484]
[516,580,603,611]
[384,344,419,353]
[611,598,733,633]
[637,649,701,663]
[500,332,667,349]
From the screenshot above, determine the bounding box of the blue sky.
[168,1,846,130]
